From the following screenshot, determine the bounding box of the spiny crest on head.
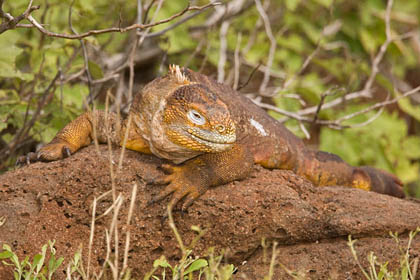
[168,64,190,85]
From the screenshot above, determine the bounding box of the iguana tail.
[352,166,405,198]
[296,150,405,198]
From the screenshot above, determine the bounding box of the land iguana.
[19,65,405,210]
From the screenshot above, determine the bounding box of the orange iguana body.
[20,65,405,210]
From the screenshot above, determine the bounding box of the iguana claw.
[16,152,37,166]
[16,140,75,167]
[148,163,206,212]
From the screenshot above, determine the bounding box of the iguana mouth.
[185,127,236,145]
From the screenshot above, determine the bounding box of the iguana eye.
[187,109,206,125]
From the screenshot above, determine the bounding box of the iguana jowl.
[20,65,405,210]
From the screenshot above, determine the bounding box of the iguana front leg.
[18,110,129,163]
[148,144,254,211]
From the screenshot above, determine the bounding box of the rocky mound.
[1,145,419,279]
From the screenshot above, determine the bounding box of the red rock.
[0,145,419,279]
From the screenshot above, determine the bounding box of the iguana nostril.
[215,124,225,133]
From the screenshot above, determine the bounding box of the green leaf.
[88,60,104,80]
[396,161,419,183]
[285,0,301,11]
[402,137,420,159]
[49,256,64,278]
[360,29,377,54]
[183,259,208,275]
[313,0,333,7]
[32,254,43,270]
[398,97,420,122]
[0,33,23,79]
[153,256,171,269]
[190,225,201,232]
[60,84,88,108]
[0,250,13,259]
[401,265,409,279]
[0,121,7,131]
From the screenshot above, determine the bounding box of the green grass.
[347,227,420,280]
[1,223,419,279]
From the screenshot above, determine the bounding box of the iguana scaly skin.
[20,65,405,210]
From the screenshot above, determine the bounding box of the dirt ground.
[0,145,419,279]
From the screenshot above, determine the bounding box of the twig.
[330,86,419,127]
[146,7,213,38]
[26,2,220,40]
[237,63,261,90]
[68,0,94,104]
[0,0,39,34]
[120,183,138,278]
[13,71,61,151]
[127,0,163,102]
[279,93,306,106]
[233,32,242,90]
[199,35,212,72]
[267,242,278,280]
[295,89,371,116]
[118,115,132,171]
[86,197,97,280]
[241,58,286,80]
[345,105,385,129]
[255,0,276,93]
[184,36,206,68]
[299,122,310,139]
[253,98,310,122]
[217,20,230,83]
[269,0,401,125]
[312,86,341,123]
[361,0,394,97]
[255,85,420,129]
[282,40,322,90]
[193,0,252,30]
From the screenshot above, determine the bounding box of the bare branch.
[0,0,39,34]
[332,85,420,127]
[196,0,251,30]
[361,0,394,97]
[217,20,230,83]
[25,2,220,40]
[185,36,206,68]
[280,93,306,106]
[262,0,404,129]
[296,89,371,116]
[252,98,311,122]
[68,0,94,104]
[128,0,164,103]
[233,32,242,90]
[312,87,342,123]
[237,63,261,91]
[241,59,286,80]
[253,85,420,129]
[299,122,310,139]
[255,0,276,93]
[146,8,210,38]
[282,41,321,90]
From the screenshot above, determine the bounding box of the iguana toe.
[36,141,74,161]
[17,139,76,166]
[148,164,206,211]
[16,152,38,166]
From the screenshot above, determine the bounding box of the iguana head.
[162,65,236,153]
